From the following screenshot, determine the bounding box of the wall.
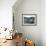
[0,0,16,30]
[13,0,41,46]
[41,0,46,46]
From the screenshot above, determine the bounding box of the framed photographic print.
[22,14,37,26]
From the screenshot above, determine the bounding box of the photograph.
[22,14,37,26]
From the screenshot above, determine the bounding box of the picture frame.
[22,14,37,26]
